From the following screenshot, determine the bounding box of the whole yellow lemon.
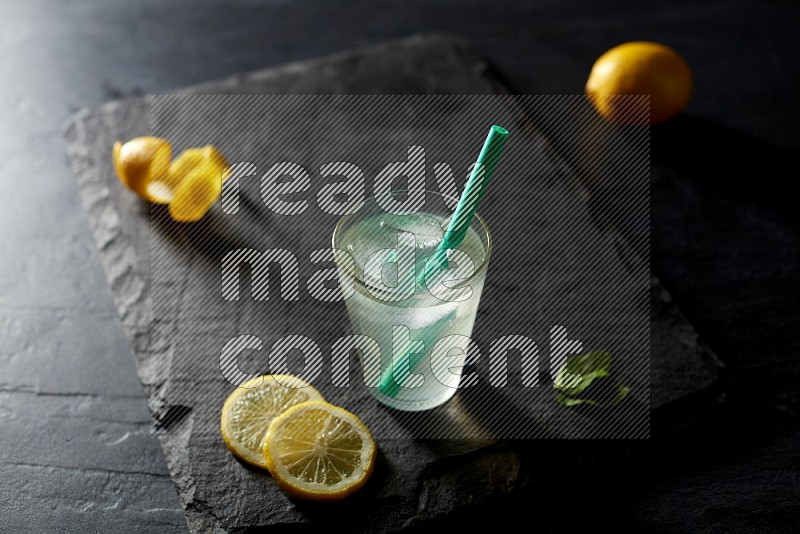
[586,41,693,124]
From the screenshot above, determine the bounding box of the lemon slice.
[220,375,324,469]
[263,400,377,501]
[112,137,174,203]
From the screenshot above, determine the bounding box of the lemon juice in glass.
[333,125,508,411]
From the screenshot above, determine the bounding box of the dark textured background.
[1,1,799,532]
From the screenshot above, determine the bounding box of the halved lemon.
[168,145,230,221]
[112,136,174,203]
[220,375,324,469]
[113,139,229,220]
[263,400,377,501]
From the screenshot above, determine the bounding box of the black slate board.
[63,34,725,532]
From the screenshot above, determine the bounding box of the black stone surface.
[2,1,799,532]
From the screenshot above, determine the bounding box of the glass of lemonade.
[332,190,491,411]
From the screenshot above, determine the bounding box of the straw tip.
[491,125,509,136]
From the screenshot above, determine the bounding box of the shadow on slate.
[62,33,726,533]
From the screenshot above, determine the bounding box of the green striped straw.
[378,125,509,398]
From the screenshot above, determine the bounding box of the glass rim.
[331,189,493,292]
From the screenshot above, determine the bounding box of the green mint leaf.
[554,351,630,408]
[553,351,613,396]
